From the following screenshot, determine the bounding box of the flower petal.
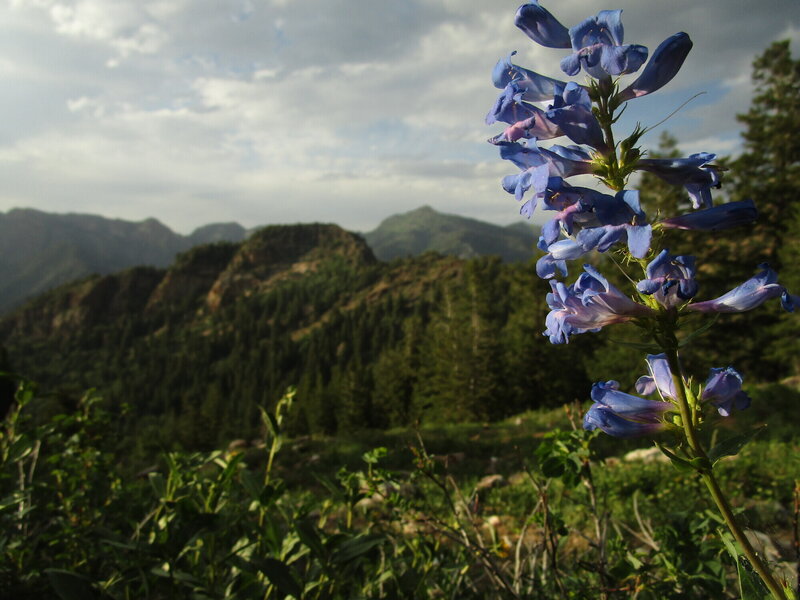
[514,2,571,49]
[617,33,693,102]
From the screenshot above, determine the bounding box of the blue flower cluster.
[487,2,798,438]
[584,355,751,437]
[486,1,757,282]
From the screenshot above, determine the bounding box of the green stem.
[663,346,786,600]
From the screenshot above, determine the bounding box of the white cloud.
[1,0,799,233]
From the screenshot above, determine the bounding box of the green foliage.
[3,374,797,599]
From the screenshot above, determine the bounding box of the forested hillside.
[2,41,799,467]
[0,222,593,462]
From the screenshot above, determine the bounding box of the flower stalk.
[487,3,794,596]
[662,345,787,600]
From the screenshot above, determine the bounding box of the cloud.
[0,0,799,233]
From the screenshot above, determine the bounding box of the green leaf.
[707,427,765,466]
[607,338,662,353]
[538,456,566,479]
[5,435,34,463]
[255,557,303,599]
[295,520,326,560]
[736,557,772,599]
[259,406,280,439]
[331,534,384,564]
[148,472,167,499]
[719,529,771,600]
[239,468,262,501]
[783,582,798,600]
[45,569,97,600]
[654,442,697,472]
[678,313,721,347]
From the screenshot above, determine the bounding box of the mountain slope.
[0,208,247,312]
[363,205,536,262]
[0,222,593,457]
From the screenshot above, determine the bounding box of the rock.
[475,474,507,493]
[227,439,248,451]
[623,447,668,463]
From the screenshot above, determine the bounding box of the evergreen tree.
[684,40,800,379]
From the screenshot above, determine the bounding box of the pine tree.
[684,41,800,379]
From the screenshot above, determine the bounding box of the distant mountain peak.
[0,208,249,313]
[363,205,536,262]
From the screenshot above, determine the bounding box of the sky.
[1,0,798,234]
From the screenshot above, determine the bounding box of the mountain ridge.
[0,208,249,313]
[0,205,536,314]
[363,205,536,262]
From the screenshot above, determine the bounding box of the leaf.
[607,338,662,353]
[707,427,765,466]
[294,520,326,560]
[148,472,167,499]
[45,569,97,600]
[239,469,262,501]
[331,534,384,564]
[254,557,303,599]
[719,529,771,600]
[678,313,721,347]
[259,406,280,439]
[538,456,566,479]
[654,442,697,473]
[5,435,34,463]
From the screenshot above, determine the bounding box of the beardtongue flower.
[637,153,721,209]
[485,81,563,142]
[636,249,698,308]
[536,236,585,279]
[498,141,593,217]
[688,264,793,313]
[701,367,751,416]
[536,188,652,278]
[514,1,571,49]
[660,199,757,231]
[635,354,677,401]
[492,53,571,102]
[616,32,693,102]
[561,10,648,79]
[546,82,607,150]
[584,380,671,438]
[543,264,654,343]
[590,189,652,258]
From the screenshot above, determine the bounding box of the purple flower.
[584,381,671,438]
[589,190,652,258]
[617,33,693,102]
[498,141,593,217]
[536,188,652,278]
[492,53,571,102]
[536,236,584,279]
[514,1,571,49]
[560,10,648,79]
[537,178,606,244]
[688,264,793,314]
[546,82,607,149]
[637,153,721,209]
[701,367,751,416]
[634,354,677,401]
[584,405,666,437]
[636,250,698,308]
[485,81,563,142]
[660,200,757,231]
[543,264,653,343]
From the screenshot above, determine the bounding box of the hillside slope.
[0,208,247,312]
[363,206,536,262]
